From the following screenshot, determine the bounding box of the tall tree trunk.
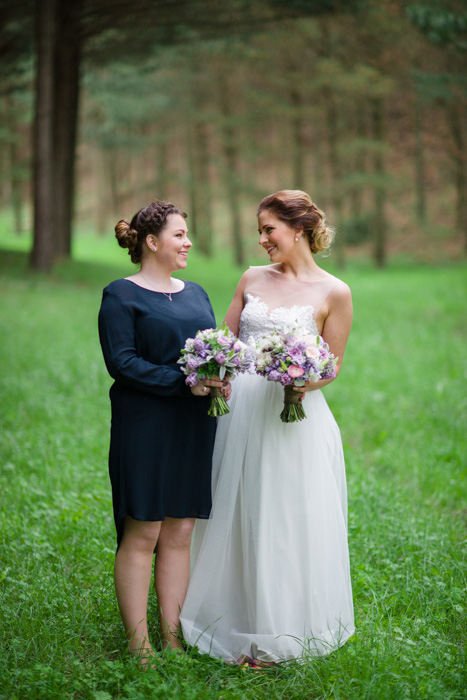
[290,87,306,191]
[218,71,244,267]
[107,150,120,214]
[324,89,345,268]
[350,107,366,221]
[198,123,214,255]
[414,92,427,224]
[156,137,169,200]
[54,0,81,258]
[31,0,58,271]
[186,121,199,242]
[190,121,213,256]
[6,96,24,234]
[10,138,24,235]
[371,97,387,268]
[449,100,466,252]
[96,149,108,235]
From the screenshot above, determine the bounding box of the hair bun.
[115,219,137,252]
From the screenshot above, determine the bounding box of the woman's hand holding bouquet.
[252,328,338,423]
[179,323,255,417]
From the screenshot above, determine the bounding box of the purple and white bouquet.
[252,328,338,422]
[178,322,255,417]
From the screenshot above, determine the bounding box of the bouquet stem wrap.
[208,386,230,417]
[280,385,306,423]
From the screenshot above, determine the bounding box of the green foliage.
[407,4,467,52]
[340,212,373,245]
[0,240,466,699]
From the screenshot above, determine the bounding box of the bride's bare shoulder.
[247,263,280,279]
[319,269,350,293]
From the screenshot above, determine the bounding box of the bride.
[180,190,354,664]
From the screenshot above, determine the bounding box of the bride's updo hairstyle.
[257,190,334,255]
[115,200,187,265]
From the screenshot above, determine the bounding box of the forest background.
[0,0,466,269]
[0,2,466,699]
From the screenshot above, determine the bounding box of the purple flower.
[185,372,199,387]
[280,374,294,386]
[218,334,232,347]
[268,369,281,382]
[288,348,306,364]
[193,338,205,352]
[214,352,226,365]
[186,356,201,371]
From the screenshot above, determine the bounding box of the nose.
[185,236,193,248]
[259,232,268,246]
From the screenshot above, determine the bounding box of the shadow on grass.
[0,248,128,290]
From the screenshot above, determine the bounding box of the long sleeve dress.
[98,278,217,547]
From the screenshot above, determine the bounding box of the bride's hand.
[292,385,307,402]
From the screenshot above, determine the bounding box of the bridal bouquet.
[252,329,338,422]
[179,323,255,417]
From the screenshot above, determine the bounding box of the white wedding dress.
[180,270,354,663]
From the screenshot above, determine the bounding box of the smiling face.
[149,213,192,271]
[257,210,299,262]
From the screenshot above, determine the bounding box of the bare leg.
[154,517,195,649]
[114,516,161,661]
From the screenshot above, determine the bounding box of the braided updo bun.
[115,200,187,264]
[257,190,334,255]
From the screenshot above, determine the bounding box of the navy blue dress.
[98,279,217,547]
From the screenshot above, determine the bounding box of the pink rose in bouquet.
[252,328,338,422]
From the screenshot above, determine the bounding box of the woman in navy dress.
[98,200,227,663]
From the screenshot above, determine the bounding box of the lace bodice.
[239,293,319,342]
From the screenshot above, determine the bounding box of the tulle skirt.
[180,373,354,662]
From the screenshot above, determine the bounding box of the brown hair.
[115,200,187,265]
[257,190,334,254]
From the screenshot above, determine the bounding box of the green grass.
[0,229,466,699]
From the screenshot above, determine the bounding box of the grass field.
[0,231,466,699]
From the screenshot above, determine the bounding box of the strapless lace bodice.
[239,293,318,343]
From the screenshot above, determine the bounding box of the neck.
[279,251,321,279]
[139,259,173,287]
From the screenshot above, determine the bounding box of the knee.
[120,517,160,553]
[159,518,195,550]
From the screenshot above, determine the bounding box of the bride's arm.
[295,281,353,394]
[223,270,249,336]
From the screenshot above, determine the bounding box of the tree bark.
[156,136,169,200]
[324,89,345,268]
[10,138,24,235]
[31,0,58,271]
[449,100,466,252]
[53,0,82,259]
[290,86,306,191]
[371,97,387,268]
[218,70,244,266]
[195,122,214,256]
[186,121,199,242]
[414,92,427,224]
